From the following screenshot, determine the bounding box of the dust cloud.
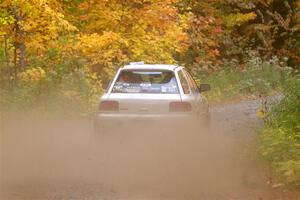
[0,102,295,199]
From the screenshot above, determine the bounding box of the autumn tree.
[65,0,188,83]
[219,0,300,67]
[0,0,75,85]
[176,0,223,72]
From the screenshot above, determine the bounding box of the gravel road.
[0,99,298,200]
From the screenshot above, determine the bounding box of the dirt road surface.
[0,99,298,200]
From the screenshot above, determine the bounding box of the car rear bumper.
[93,112,199,130]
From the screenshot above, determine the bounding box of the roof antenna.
[130,61,144,65]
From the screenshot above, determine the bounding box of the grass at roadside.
[259,75,300,188]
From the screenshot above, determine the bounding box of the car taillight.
[169,102,192,112]
[99,101,119,111]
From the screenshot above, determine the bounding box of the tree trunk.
[13,4,26,71]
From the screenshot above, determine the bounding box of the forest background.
[0,0,300,188]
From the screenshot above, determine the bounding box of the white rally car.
[94,63,211,132]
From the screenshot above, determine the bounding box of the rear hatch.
[107,93,181,114]
[105,69,182,114]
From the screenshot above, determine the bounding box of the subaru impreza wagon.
[94,63,211,132]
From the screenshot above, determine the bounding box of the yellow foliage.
[256,106,267,119]
[225,12,257,27]
[75,0,188,67]
[2,0,77,54]
[19,67,46,83]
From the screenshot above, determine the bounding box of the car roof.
[122,64,180,71]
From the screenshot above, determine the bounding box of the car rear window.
[111,70,179,94]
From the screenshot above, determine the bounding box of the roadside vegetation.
[0,0,300,187]
[198,56,287,104]
[260,71,300,187]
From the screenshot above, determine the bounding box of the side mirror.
[199,84,211,92]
